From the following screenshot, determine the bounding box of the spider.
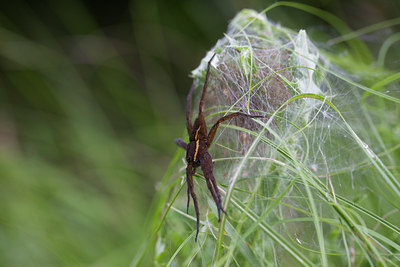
[174,54,264,242]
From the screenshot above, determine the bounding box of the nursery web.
[162,9,400,266]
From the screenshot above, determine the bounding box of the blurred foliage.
[0,0,399,265]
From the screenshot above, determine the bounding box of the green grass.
[0,1,173,265]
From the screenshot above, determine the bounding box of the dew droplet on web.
[362,142,376,159]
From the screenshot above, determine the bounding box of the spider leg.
[198,53,216,115]
[174,138,188,150]
[207,112,264,148]
[200,152,226,222]
[186,185,190,214]
[186,165,200,242]
[185,166,195,214]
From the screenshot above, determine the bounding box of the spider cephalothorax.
[175,54,264,241]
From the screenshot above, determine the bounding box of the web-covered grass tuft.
[134,7,400,267]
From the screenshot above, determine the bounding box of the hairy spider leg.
[173,83,194,151]
[173,137,200,240]
[186,185,191,214]
[207,112,264,148]
[174,138,188,150]
[198,53,216,115]
[186,170,191,216]
[186,165,200,242]
[200,151,226,221]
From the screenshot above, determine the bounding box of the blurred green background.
[0,0,398,265]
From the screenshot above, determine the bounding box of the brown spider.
[174,54,264,241]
